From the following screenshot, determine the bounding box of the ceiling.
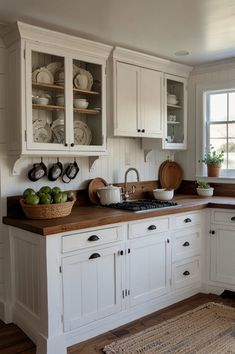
[1,0,235,66]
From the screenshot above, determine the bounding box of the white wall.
[0,41,170,320]
[177,58,235,180]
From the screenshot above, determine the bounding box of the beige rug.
[103,302,235,354]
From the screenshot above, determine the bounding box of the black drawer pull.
[231,217,235,221]
[88,235,100,242]
[184,218,192,223]
[183,270,190,276]
[89,253,101,259]
[183,241,190,247]
[148,225,157,230]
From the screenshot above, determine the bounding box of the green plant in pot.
[198,145,224,177]
[196,180,214,197]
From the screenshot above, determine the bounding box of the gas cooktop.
[106,199,179,212]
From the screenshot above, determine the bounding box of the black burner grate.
[106,199,178,212]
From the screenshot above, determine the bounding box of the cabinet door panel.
[141,68,162,137]
[115,62,140,136]
[128,234,170,307]
[210,226,235,285]
[62,245,122,331]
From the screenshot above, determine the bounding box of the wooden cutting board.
[88,177,108,204]
[159,161,183,190]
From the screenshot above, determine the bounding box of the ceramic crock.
[97,184,122,205]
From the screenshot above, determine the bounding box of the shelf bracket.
[8,155,23,176]
[144,149,153,162]
[88,156,99,171]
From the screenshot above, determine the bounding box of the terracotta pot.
[207,164,221,177]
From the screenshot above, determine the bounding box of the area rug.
[103,302,235,354]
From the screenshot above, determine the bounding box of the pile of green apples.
[23,186,74,205]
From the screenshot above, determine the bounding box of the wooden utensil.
[159,161,183,190]
[88,177,108,204]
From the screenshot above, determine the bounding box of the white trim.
[196,79,235,178]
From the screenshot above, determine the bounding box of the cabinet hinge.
[59,266,62,273]
[24,130,27,142]
[122,290,125,299]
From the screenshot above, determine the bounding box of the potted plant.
[196,180,214,197]
[199,145,224,177]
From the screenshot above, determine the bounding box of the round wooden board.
[158,160,168,181]
[88,177,108,204]
[159,161,183,190]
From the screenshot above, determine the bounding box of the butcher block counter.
[3,194,235,236]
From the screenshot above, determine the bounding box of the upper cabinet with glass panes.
[206,90,235,170]
[2,22,111,158]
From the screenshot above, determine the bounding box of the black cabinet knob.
[89,253,101,259]
[183,270,190,276]
[88,235,100,242]
[148,224,157,230]
[183,241,190,247]
[71,143,75,147]
[64,143,68,147]
[167,239,170,243]
[231,217,235,221]
[137,129,141,132]
[184,218,192,223]
[142,129,145,133]
[120,250,124,256]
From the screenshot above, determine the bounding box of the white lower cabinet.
[128,233,171,307]
[209,210,235,288]
[8,211,203,354]
[62,244,122,331]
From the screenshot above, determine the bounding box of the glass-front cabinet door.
[25,42,106,154]
[163,74,187,150]
[71,57,104,153]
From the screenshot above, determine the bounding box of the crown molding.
[191,57,235,76]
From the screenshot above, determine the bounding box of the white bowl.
[34,97,49,105]
[153,188,174,201]
[196,187,214,197]
[73,99,89,109]
[56,96,65,106]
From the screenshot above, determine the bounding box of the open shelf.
[33,104,99,115]
[32,82,99,95]
[167,104,182,110]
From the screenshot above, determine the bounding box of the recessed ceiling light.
[174,50,190,56]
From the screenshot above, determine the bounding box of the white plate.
[46,62,63,75]
[73,120,92,145]
[36,68,54,84]
[33,123,52,143]
[73,73,88,90]
[52,124,65,144]
[73,64,93,90]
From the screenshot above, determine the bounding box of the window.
[206,90,235,170]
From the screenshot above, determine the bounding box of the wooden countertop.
[3,195,235,236]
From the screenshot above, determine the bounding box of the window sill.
[196,176,235,184]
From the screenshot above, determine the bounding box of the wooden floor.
[1,293,235,354]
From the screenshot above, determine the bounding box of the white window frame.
[196,81,235,180]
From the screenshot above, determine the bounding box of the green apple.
[67,191,76,201]
[25,194,39,205]
[39,186,52,194]
[54,192,68,204]
[40,193,52,205]
[51,186,61,195]
[23,188,36,199]
[61,192,68,203]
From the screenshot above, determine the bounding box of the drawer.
[174,212,201,229]
[212,210,235,225]
[172,257,201,289]
[172,227,201,262]
[128,217,169,239]
[62,226,122,253]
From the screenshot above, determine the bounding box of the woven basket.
[20,198,76,220]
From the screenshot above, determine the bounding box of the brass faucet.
[122,167,140,200]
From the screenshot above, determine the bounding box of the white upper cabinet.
[113,47,192,150]
[163,74,187,150]
[115,62,163,138]
[2,22,112,158]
